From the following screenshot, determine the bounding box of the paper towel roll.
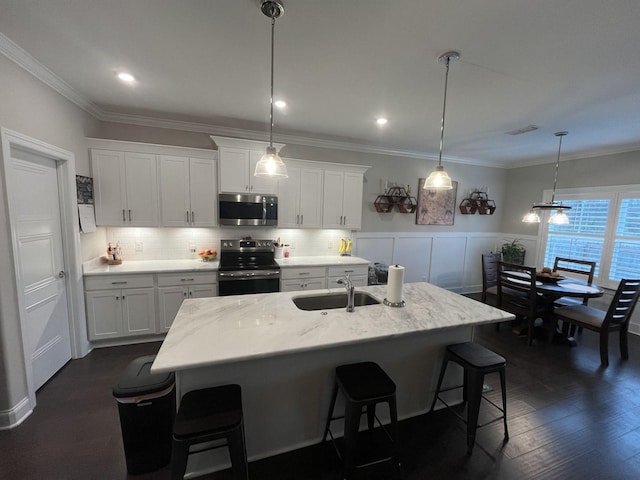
[387,264,405,304]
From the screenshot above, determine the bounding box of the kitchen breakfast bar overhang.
[152,282,514,474]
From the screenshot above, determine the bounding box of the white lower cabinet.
[280,265,368,292]
[85,274,156,341]
[327,265,369,288]
[157,272,217,332]
[281,267,327,292]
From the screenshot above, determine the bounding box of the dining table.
[507,271,605,345]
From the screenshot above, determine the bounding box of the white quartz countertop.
[152,282,515,373]
[83,258,219,275]
[275,255,369,267]
[82,255,369,275]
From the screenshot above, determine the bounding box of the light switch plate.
[135,241,143,252]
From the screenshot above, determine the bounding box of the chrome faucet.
[337,275,355,312]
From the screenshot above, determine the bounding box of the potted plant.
[501,239,526,265]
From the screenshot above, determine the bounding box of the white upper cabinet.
[278,162,323,228]
[217,147,277,194]
[211,136,286,195]
[91,149,159,226]
[89,139,216,228]
[159,155,217,227]
[322,170,365,229]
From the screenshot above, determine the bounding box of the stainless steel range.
[217,239,281,296]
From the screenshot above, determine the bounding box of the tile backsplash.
[103,227,354,261]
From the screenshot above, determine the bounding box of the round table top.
[507,271,605,299]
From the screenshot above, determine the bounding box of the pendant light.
[424,51,459,190]
[522,131,572,224]
[254,0,288,178]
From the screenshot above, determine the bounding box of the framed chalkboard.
[76,175,93,205]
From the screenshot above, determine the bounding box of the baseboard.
[0,396,33,430]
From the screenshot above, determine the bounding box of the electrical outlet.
[189,242,197,253]
[328,239,334,250]
[135,241,143,252]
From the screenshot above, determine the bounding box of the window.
[540,187,640,289]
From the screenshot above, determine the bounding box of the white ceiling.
[2,0,640,167]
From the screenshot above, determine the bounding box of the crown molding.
[5,32,635,169]
[0,32,510,168]
[0,33,103,118]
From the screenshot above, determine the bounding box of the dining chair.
[481,252,503,306]
[553,257,597,337]
[551,279,640,366]
[553,257,597,307]
[496,261,546,346]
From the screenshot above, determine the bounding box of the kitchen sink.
[292,292,381,311]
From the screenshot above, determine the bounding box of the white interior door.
[9,148,72,391]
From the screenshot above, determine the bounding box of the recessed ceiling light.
[376,117,388,126]
[117,72,137,85]
[274,100,287,109]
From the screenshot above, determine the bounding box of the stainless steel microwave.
[218,194,278,226]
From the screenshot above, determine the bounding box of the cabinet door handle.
[300,214,303,225]
[122,295,125,300]
[344,270,354,273]
[298,272,310,275]
[115,296,120,300]
[186,210,190,223]
[296,214,299,225]
[183,291,188,297]
[122,209,126,222]
[189,291,193,297]
[128,209,132,222]
[191,211,194,223]
[111,281,127,285]
[180,278,195,282]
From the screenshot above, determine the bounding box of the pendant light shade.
[254,0,288,179]
[522,131,571,224]
[424,165,453,189]
[424,51,459,190]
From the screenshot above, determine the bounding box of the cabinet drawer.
[281,266,326,280]
[327,275,368,288]
[327,265,368,278]
[84,274,154,291]
[281,277,327,292]
[157,272,217,286]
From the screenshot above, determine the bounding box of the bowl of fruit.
[536,266,564,283]
[198,249,218,262]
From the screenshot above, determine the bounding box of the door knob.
[58,270,66,278]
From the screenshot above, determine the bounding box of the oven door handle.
[219,270,280,280]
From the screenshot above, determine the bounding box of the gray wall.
[0,54,98,413]
[502,151,640,236]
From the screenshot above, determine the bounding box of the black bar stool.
[322,361,401,479]
[171,384,248,480]
[430,342,508,454]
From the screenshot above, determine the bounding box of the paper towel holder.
[383,298,406,308]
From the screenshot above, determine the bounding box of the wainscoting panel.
[393,236,432,283]
[354,232,534,294]
[355,236,394,268]
[430,237,467,291]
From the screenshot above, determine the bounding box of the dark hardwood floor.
[3,302,640,479]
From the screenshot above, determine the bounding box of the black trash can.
[112,355,175,474]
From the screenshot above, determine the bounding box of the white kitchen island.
[152,282,514,474]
